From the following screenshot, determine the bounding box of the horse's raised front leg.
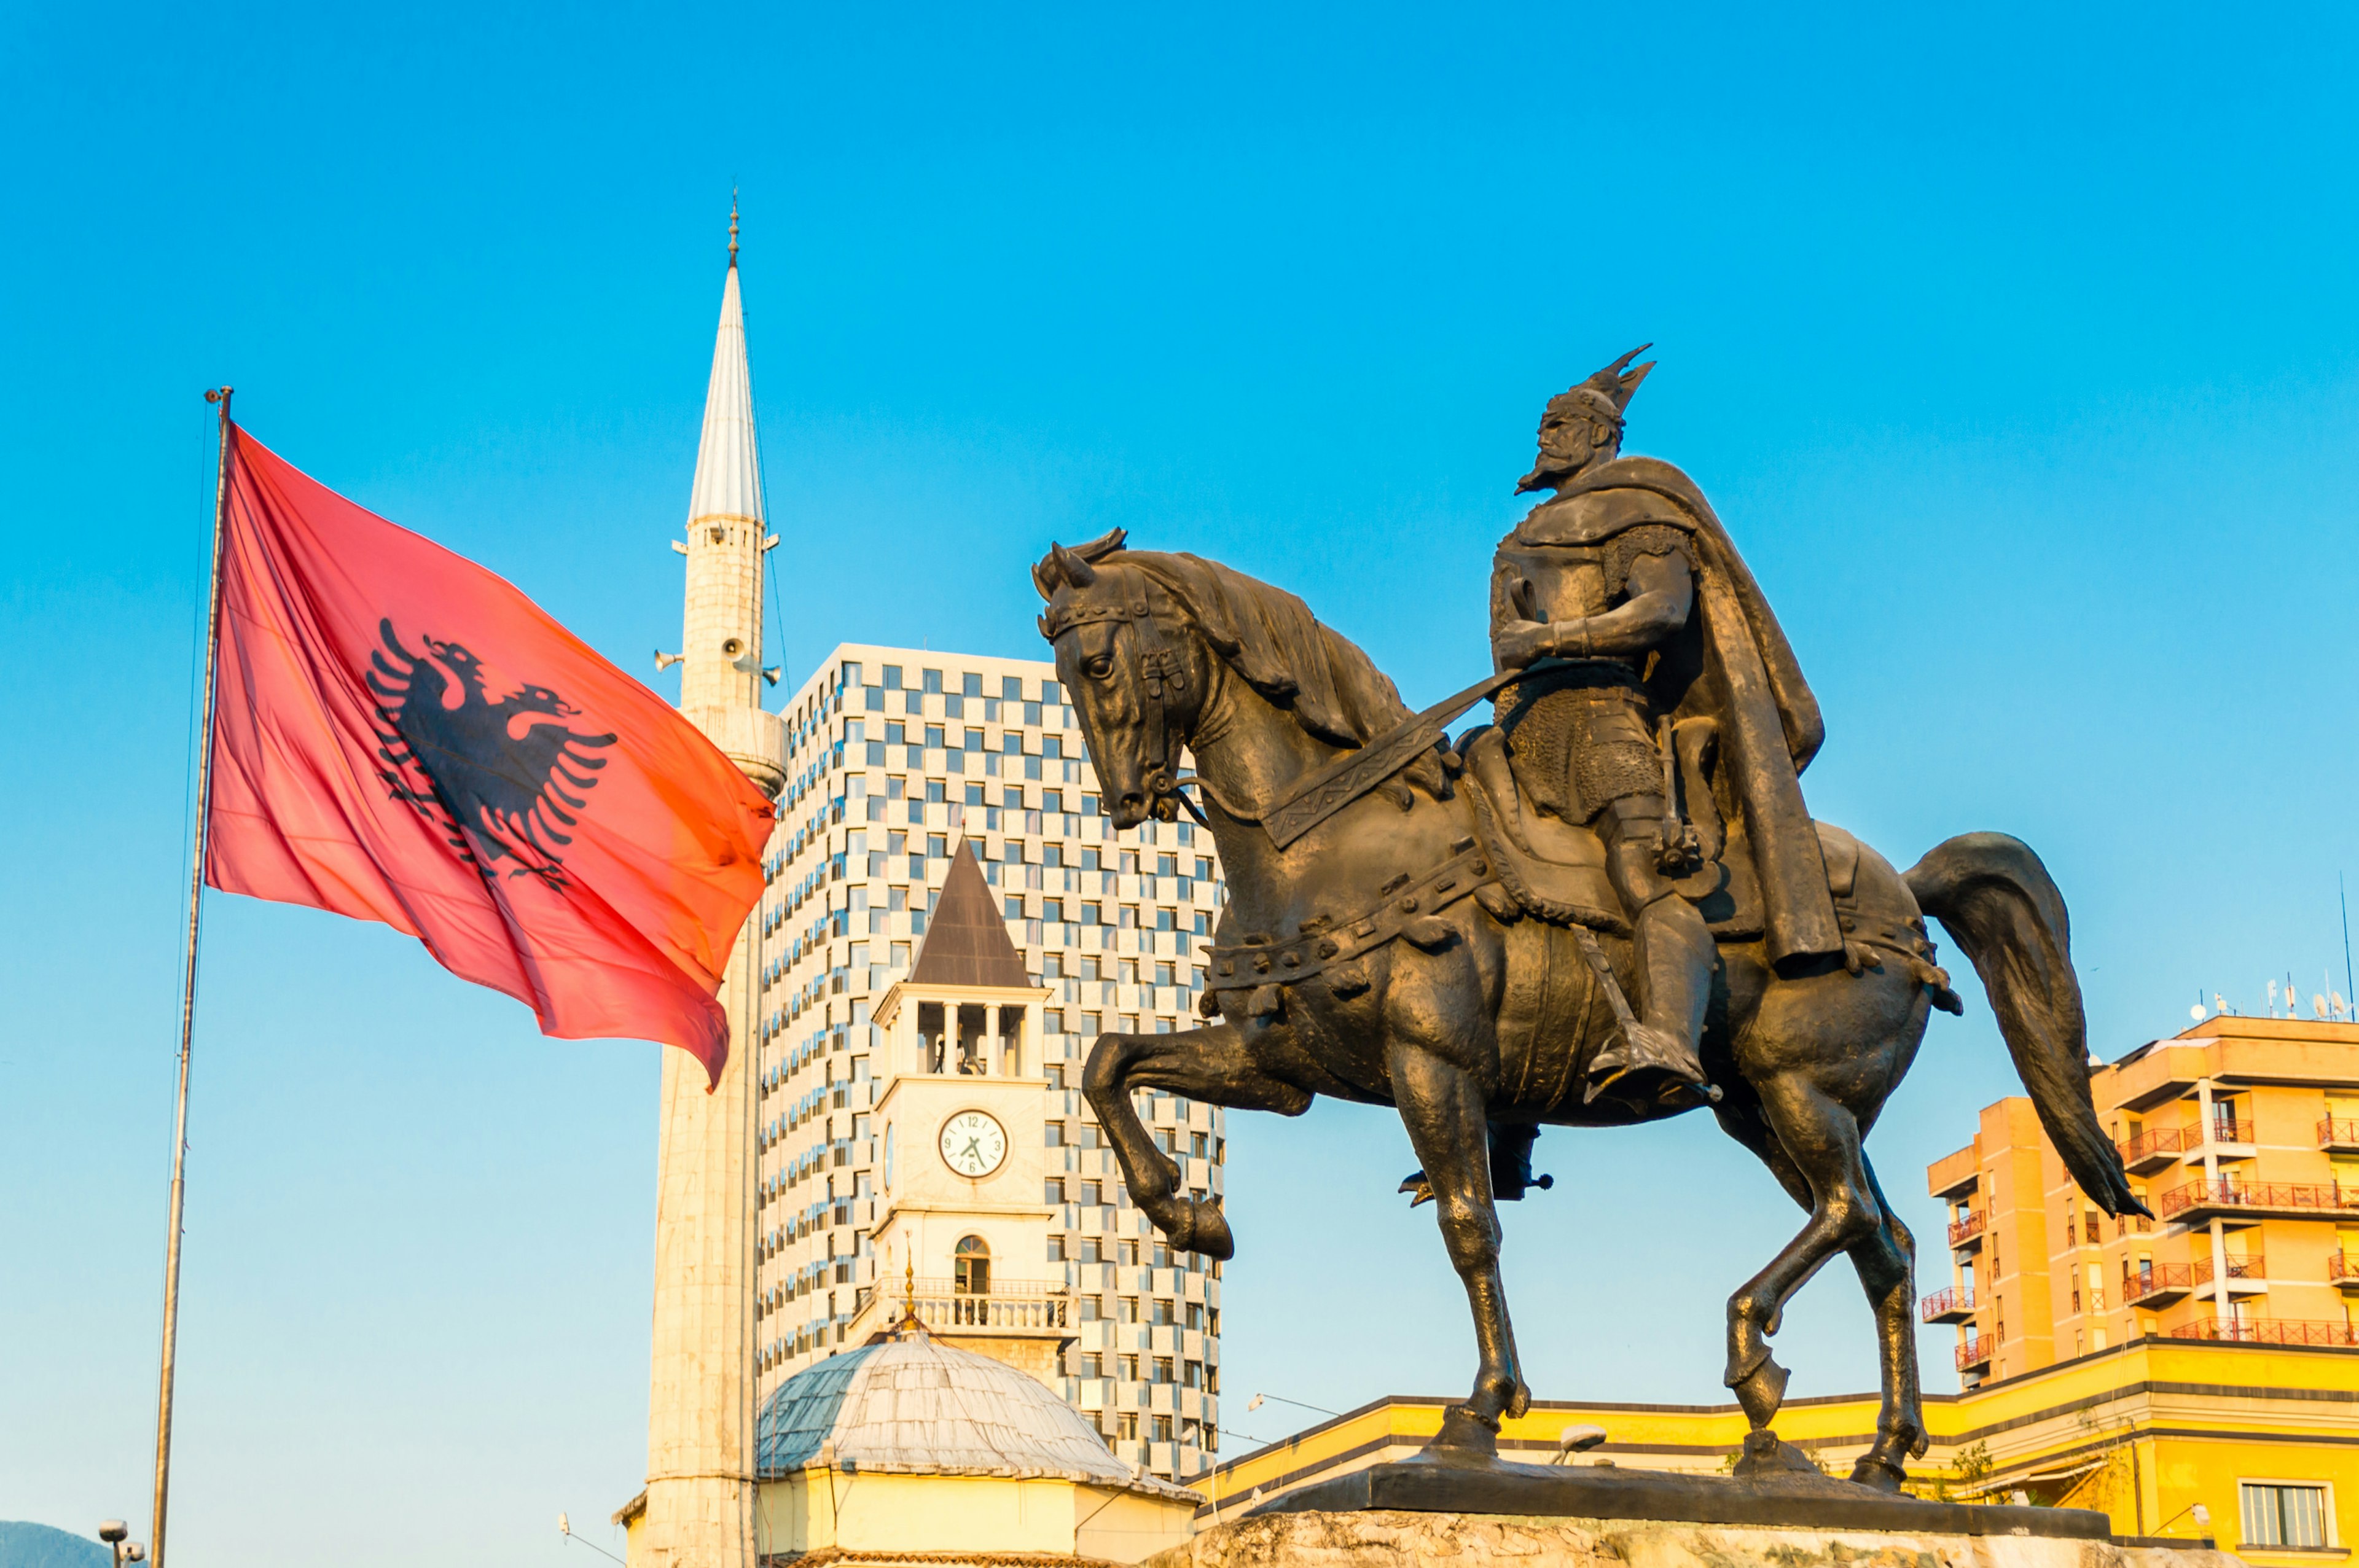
[1082,1021,1310,1260]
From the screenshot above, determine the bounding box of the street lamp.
[96,1523,146,1566]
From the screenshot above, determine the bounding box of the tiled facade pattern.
[1927,1016,2359,1387]
[751,642,1227,1483]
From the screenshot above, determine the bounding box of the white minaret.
[638,201,786,1568]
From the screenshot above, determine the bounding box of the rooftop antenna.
[2343,874,2355,1015]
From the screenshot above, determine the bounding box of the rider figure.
[1489,348,1844,1107]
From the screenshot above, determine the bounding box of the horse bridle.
[1041,565,1213,825]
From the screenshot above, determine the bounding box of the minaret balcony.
[682,703,788,797]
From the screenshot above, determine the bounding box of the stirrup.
[1586,1025,1719,1107]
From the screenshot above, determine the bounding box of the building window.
[952,1235,991,1295]
[2242,1483,2328,1548]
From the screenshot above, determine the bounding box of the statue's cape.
[1516,454,1841,964]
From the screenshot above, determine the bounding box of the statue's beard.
[1517,439,1615,494]
[1516,455,1578,494]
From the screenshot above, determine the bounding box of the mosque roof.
[903,840,1035,991]
[756,1322,1199,1503]
[686,217,764,528]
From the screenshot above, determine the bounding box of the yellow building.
[620,1312,1199,1566]
[1195,1335,2359,1559]
[1927,1016,2359,1383]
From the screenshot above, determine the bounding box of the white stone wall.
[752,642,1227,1484]
[678,514,767,714]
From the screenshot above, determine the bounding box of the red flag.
[204,425,774,1083]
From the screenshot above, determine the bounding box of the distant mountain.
[0,1523,111,1568]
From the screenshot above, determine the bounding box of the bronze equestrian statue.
[1031,352,2144,1491]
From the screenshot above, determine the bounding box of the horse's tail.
[1904,832,2149,1219]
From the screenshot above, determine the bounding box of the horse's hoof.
[1175,1196,1235,1261]
[1398,1170,1436,1207]
[1428,1405,1501,1459]
[1849,1454,1908,1492]
[1730,1354,1790,1429]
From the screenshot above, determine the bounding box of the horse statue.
[1031,529,2144,1489]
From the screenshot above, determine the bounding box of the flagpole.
[151,386,233,1568]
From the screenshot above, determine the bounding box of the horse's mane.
[1110,549,1412,749]
[1035,531,1452,803]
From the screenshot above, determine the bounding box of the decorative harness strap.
[1208,839,1498,994]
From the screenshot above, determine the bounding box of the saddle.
[1460,721,1805,942]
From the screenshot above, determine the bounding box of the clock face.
[939,1110,1007,1179]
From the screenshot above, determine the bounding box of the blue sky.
[7,4,2359,1563]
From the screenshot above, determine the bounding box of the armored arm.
[1495,549,1694,669]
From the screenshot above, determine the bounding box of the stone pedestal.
[1147,1511,2244,1568]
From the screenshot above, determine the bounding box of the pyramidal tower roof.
[687,200,763,528]
[906,841,1034,990]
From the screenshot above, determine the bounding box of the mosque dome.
[757,1322,1200,1503]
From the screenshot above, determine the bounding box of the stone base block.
[1147,1510,2244,1568]
[1245,1454,2108,1538]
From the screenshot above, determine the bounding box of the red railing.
[2122,1261,2194,1300]
[1947,1210,1985,1246]
[2167,1317,2359,1348]
[1954,1335,1991,1370]
[1919,1285,1975,1322]
[2191,1253,2265,1288]
[2322,1118,2359,1149]
[2334,1252,2359,1285]
[2156,1179,2359,1220]
[2212,1115,2244,1144]
[2118,1125,2194,1164]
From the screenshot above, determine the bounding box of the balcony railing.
[2211,1115,2245,1144]
[2156,1179,2359,1222]
[2118,1124,2194,1171]
[2322,1118,2359,1153]
[2334,1252,2359,1287]
[1920,1285,1976,1323]
[1947,1211,1985,1247]
[2191,1253,2266,1289]
[2166,1317,2359,1348]
[1955,1335,1992,1371]
[2122,1261,2194,1304]
[861,1277,1073,1333]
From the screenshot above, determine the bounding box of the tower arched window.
[954,1234,992,1297]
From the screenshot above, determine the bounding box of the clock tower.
[853,841,1073,1383]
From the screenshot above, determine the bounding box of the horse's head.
[1033,529,1208,829]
